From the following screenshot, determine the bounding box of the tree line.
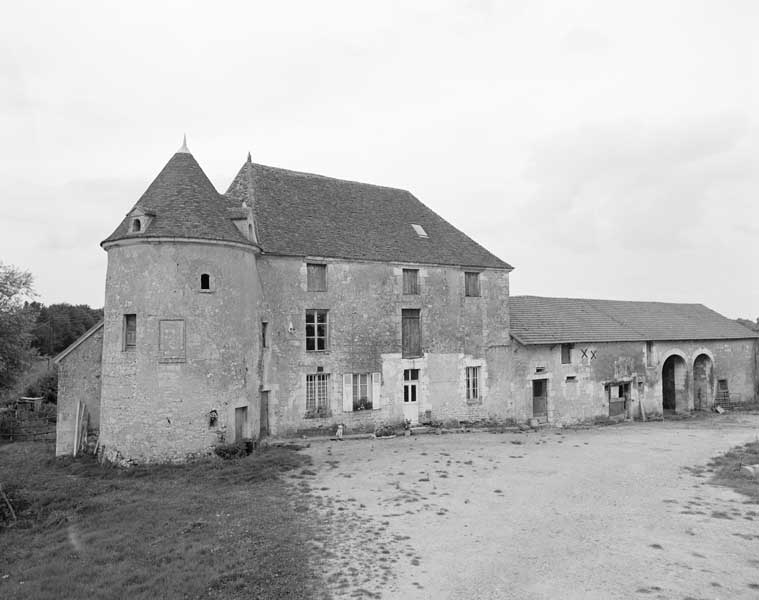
[0,262,102,396]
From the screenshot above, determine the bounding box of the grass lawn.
[0,442,330,600]
[708,440,759,502]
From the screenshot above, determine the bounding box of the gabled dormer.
[127,206,156,235]
[225,152,258,243]
[227,201,258,243]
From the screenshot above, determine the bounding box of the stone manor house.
[55,140,759,462]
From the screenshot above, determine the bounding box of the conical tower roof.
[102,144,254,247]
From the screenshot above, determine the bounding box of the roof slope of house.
[510,296,758,344]
[53,321,104,364]
[226,159,511,269]
[102,151,254,247]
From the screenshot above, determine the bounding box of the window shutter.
[372,372,381,410]
[342,374,353,412]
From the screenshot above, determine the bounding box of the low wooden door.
[235,406,248,441]
[532,379,547,418]
[260,392,269,437]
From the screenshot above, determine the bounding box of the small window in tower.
[200,273,210,290]
[124,314,137,350]
[131,218,141,233]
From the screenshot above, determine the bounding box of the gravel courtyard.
[290,413,759,600]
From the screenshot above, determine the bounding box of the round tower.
[99,139,261,463]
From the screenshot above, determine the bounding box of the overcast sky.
[1,1,757,318]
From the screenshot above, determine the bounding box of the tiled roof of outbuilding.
[102,152,254,247]
[225,160,511,269]
[510,296,758,344]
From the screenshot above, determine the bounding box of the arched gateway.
[662,355,687,412]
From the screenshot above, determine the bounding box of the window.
[200,273,210,290]
[307,263,327,292]
[131,218,141,233]
[403,269,419,295]
[411,224,428,238]
[535,366,546,373]
[261,322,268,348]
[351,373,373,410]
[646,341,654,366]
[466,366,480,401]
[305,309,328,351]
[124,314,136,350]
[566,375,577,382]
[401,309,421,358]
[464,272,480,297]
[561,343,573,364]
[306,373,329,413]
[404,369,419,403]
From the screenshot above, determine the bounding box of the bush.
[24,369,58,404]
[213,440,253,459]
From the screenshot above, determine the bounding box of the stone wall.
[512,338,757,425]
[257,256,511,435]
[55,325,103,456]
[99,240,260,463]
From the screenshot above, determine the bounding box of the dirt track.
[290,413,759,599]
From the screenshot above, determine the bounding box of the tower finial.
[177,134,190,154]
[247,151,252,163]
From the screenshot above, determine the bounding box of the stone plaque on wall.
[159,319,186,363]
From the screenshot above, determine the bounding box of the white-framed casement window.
[342,372,381,412]
[465,366,480,401]
[306,373,330,413]
[305,309,329,351]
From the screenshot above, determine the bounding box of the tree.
[30,302,103,356]
[0,263,37,394]
[736,318,759,333]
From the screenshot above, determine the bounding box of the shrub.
[213,440,253,460]
[24,369,58,404]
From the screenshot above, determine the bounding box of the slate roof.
[102,152,254,247]
[510,296,758,344]
[225,159,511,269]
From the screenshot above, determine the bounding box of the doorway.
[532,378,548,418]
[692,354,713,410]
[662,355,687,412]
[260,392,269,437]
[235,406,248,441]
[403,369,420,424]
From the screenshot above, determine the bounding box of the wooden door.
[532,379,547,417]
[235,406,248,441]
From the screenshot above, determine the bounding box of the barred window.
[466,366,480,400]
[306,373,329,412]
[305,309,328,351]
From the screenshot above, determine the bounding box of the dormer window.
[126,207,154,234]
[411,224,428,238]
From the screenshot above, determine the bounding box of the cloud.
[560,27,612,55]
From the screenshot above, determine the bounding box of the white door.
[402,369,420,424]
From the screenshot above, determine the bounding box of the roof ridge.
[248,161,413,194]
[511,295,703,307]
